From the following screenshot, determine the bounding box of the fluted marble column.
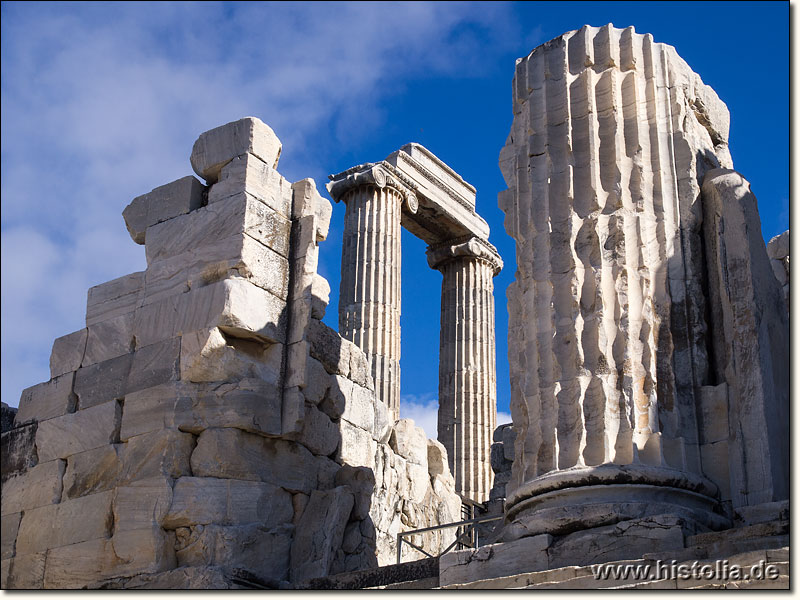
[498,25,736,537]
[429,237,503,502]
[328,164,418,418]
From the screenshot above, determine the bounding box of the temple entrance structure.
[328,144,503,502]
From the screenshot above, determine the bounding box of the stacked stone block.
[1,117,461,589]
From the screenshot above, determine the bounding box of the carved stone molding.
[327,162,418,215]
[426,236,503,275]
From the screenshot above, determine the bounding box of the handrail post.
[396,532,402,565]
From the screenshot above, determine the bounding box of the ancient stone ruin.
[1,117,472,588]
[1,24,789,590]
[440,24,788,589]
[328,146,502,502]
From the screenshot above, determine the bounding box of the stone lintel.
[426,236,503,275]
[385,145,490,245]
[330,146,490,246]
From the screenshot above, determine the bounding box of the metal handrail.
[396,514,503,564]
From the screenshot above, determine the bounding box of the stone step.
[367,576,440,589]
[295,557,438,590]
[440,543,790,590]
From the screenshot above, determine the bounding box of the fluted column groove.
[339,184,403,417]
[499,24,735,536]
[430,237,502,502]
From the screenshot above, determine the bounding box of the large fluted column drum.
[498,25,736,536]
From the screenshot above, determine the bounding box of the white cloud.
[399,393,514,441]
[399,392,439,440]
[497,411,512,427]
[1,2,517,406]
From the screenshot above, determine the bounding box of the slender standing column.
[328,164,418,418]
[429,237,503,502]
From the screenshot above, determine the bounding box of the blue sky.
[1,1,789,439]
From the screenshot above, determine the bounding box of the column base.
[502,464,730,540]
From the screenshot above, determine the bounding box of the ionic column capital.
[427,236,503,275]
[327,161,418,214]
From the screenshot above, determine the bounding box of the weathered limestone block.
[1,402,16,433]
[439,533,551,587]
[340,521,362,555]
[340,381,375,434]
[1,513,21,560]
[123,176,206,245]
[290,486,354,583]
[180,328,281,384]
[98,566,235,590]
[191,116,282,184]
[62,444,122,500]
[1,421,37,481]
[119,381,281,441]
[175,523,292,583]
[546,514,687,569]
[291,177,333,240]
[767,230,790,313]
[334,465,376,521]
[406,462,430,504]
[5,552,46,589]
[348,346,373,390]
[389,419,428,468]
[338,419,377,471]
[701,169,789,507]
[292,493,310,525]
[82,313,134,367]
[15,372,75,425]
[427,439,449,480]
[300,356,332,405]
[85,271,144,326]
[299,402,339,457]
[191,428,318,493]
[307,318,352,377]
[73,354,131,410]
[16,490,113,555]
[143,200,290,302]
[734,499,789,526]
[35,399,120,461]
[1,459,64,515]
[127,337,182,393]
[132,277,286,348]
[164,477,293,529]
[373,395,392,443]
[118,429,194,484]
[43,529,176,589]
[113,477,173,531]
[49,329,87,378]
[208,154,293,220]
[318,375,349,419]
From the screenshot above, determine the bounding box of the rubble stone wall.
[1,117,461,590]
